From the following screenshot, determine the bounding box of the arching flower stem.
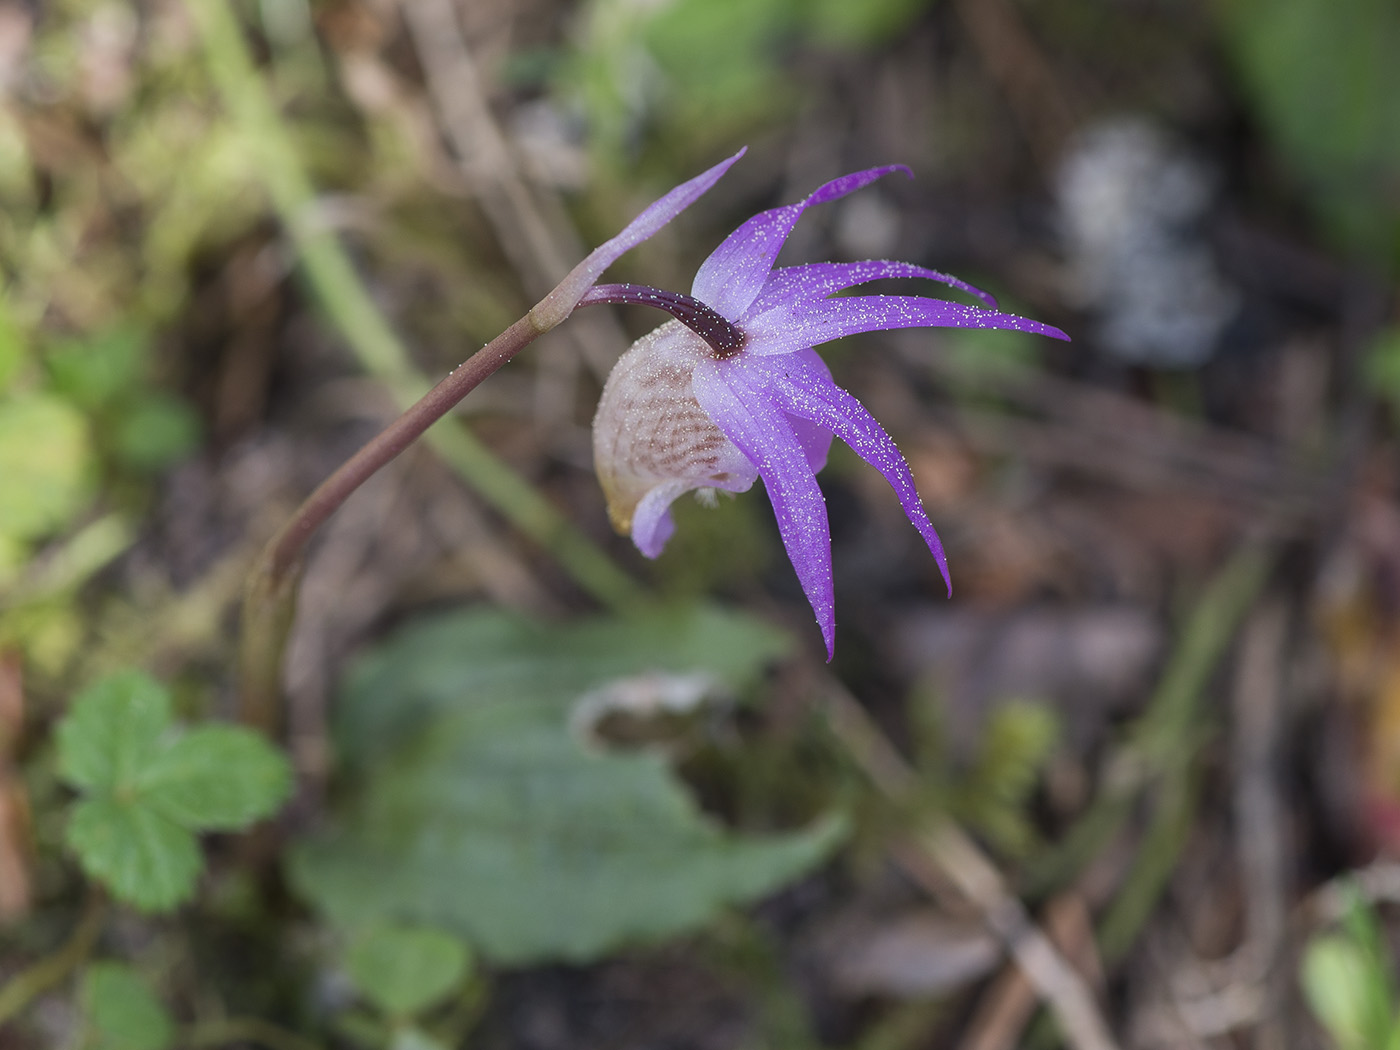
[239,150,747,727]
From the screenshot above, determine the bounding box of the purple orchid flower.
[581,155,1068,658]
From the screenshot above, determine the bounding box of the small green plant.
[1301,888,1400,1050]
[340,924,477,1050]
[80,962,175,1050]
[911,693,1061,858]
[57,669,293,912]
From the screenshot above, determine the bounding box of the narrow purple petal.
[692,359,837,659]
[534,148,745,324]
[744,294,1070,356]
[691,166,912,322]
[748,260,997,315]
[760,351,951,595]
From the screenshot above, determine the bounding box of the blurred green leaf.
[57,670,172,794]
[81,962,174,1050]
[0,293,24,393]
[292,707,844,964]
[113,393,201,472]
[954,700,1059,857]
[46,326,147,410]
[67,799,202,914]
[140,725,293,830]
[804,0,931,46]
[1302,935,1385,1050]
[944,326,1043,383]
[1364,327,1400,411]
[292,604,841,965]
[0,393,92,541]
[346,924,472,1019]
[390,1029,452,1050]
[644,0,797,121]
[334,604,792,768]
[1221,0,1400,264]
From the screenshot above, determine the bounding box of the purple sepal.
[692,166,912,322]
[761,350,951,595]
[744,294,1069,356]
[751,260,998,313]
[692,358,838,660]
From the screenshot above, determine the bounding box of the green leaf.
[0,393,92,541]
[81,962,174,1050]
[291,603,836,965]
[1364,327,1400,410]
[959,700,1060,856]
[292,706,843,964]
[806,0,930,47]
[390,1029,451,1050]
[67,798,201,912]
[0,293,24,393]
[140,725,293,830]
[57,671,172,794]
[113,393,201,472]
[334,604,792,768]
[1303,935,1376,1050]
[346,924,472,1018]
[1220,0,1400,263]
[46,325,147,410]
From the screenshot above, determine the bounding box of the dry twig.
[399,0,629,386]
[821,679,1122,1050]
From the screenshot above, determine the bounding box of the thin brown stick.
[962,894,1102,1050]
[399,0,628,376]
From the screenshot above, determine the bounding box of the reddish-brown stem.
[263,314,542,583]
[238,313,546,731]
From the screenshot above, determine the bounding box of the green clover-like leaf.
[57,670,171,794]
[67,798,202,913]
[57,670,293,912]
[140,725,293,830]
[346,923,472,1019]
[81,962,175,1050]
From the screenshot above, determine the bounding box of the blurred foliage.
[1364,326,1400,416]
[346,924,475,1021]
[1302,890,1400,1050]
[291,605,844,965]
[80,962,175,1050]
[562,0,936,163]
[911,691,1061,858]
[1220,0,1400,267]
[0,0,255,665]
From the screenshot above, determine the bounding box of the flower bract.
[586,160,1068,658]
